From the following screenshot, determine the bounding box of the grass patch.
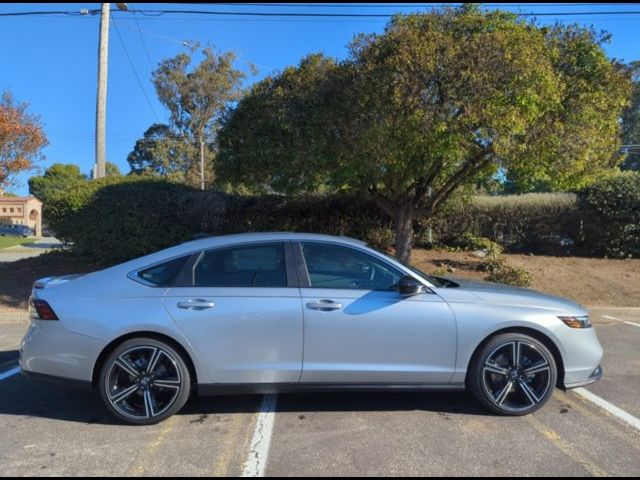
[0,237,36,250]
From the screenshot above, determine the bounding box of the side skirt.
[197,382,465,396]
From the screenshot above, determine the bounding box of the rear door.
[163,242,303,384]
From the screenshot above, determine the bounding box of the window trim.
[294,241,410,292]
[127,253,195,288]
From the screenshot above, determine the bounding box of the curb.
[0,312,29,324]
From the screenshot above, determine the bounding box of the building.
[0,196,42,236]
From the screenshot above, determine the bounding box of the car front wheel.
[98,338,191,425]
[469,333,557,415]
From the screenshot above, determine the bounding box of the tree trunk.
[394,206,414,264]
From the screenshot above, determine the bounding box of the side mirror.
[397,275,425,297]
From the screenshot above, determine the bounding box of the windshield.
[374,248,448,288]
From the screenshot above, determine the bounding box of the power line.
[128,8,640,18]
[2,7,640,19]
[133,12,155,70]
[111,18,160,123]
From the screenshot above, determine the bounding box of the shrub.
[578,173,640,258]
[483,259,533,287]
[45,177,394,264]
[448,233,503,257]
[46,177,199,263]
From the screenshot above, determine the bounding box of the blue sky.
[2,3,639,195]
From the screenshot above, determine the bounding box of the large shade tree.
[621,61,640,171]
[217,7,631,262]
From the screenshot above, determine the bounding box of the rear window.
[138,255,190,286]
[193,243,286,287]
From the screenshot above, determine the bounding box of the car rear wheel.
[98,338,191,425]
[469,333,557,416]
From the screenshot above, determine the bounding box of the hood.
[444,277,587,314]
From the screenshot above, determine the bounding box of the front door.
[163,242,303,384]
[297,242,456,384]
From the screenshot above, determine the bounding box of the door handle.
[177,299,216,310]
[306,299,343,311]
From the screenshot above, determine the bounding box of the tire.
[98,337,191,425]
[468,333,557,416]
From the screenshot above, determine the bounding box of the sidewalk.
[0,237,62,264]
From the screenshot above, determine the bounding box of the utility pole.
[94,3,110,179]
[94,3,128,179]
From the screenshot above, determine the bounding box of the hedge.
[578,173,640,258]
[420,193,581,255]
[45,174,640,264]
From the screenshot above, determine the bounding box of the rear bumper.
[20,369,92,391]
[19,320,103,383]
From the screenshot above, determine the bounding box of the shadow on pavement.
[0,364,490,425]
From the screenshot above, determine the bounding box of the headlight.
[558,315,591,329]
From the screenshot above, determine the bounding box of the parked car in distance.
[0,224,33,237]
[20,233,603,425]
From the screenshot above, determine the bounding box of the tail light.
[31,299,59,321]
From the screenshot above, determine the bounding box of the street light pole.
[94,3,110,179]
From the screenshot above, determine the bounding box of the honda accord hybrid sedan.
[20,233,603,425]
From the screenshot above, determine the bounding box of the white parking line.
[601,315,640,329]
[574,388,640,434]
[0,365,20,381]
[241,394,278,477]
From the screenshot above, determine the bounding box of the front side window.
[301,242,402,290]
[193,243,287,288]
[138,255,190,286]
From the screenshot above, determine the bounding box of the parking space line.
[623,321,640,329]
[554,391,640,451]
[126,415,179,476]
[573,388,640,434]
[525,415,609,477]
[0,365,20,381]
[212,412,248,477]
[241,394,277,478]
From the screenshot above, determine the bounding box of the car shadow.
[0,368,491,425]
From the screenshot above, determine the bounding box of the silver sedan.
[20,233,603,425]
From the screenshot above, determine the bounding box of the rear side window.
[193,243,287,287]
[138,255,190,286]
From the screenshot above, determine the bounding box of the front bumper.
[564,365,603,389]
[556,324,604,389]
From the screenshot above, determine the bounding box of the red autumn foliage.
[0,91,48,190]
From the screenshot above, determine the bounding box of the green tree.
[621,61,640,171]
[105,161,122,177]
[29,163,86,202]
[217,8,631,262]
[151,43,250,189]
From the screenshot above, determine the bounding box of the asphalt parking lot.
[1,309,639,477]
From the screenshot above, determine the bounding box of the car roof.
[181,232,367,248]
[119,232,370,272]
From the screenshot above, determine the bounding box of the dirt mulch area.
[411,249,640,308]
[1,249,638,312]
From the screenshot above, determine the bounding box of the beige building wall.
[0,196,43,236]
